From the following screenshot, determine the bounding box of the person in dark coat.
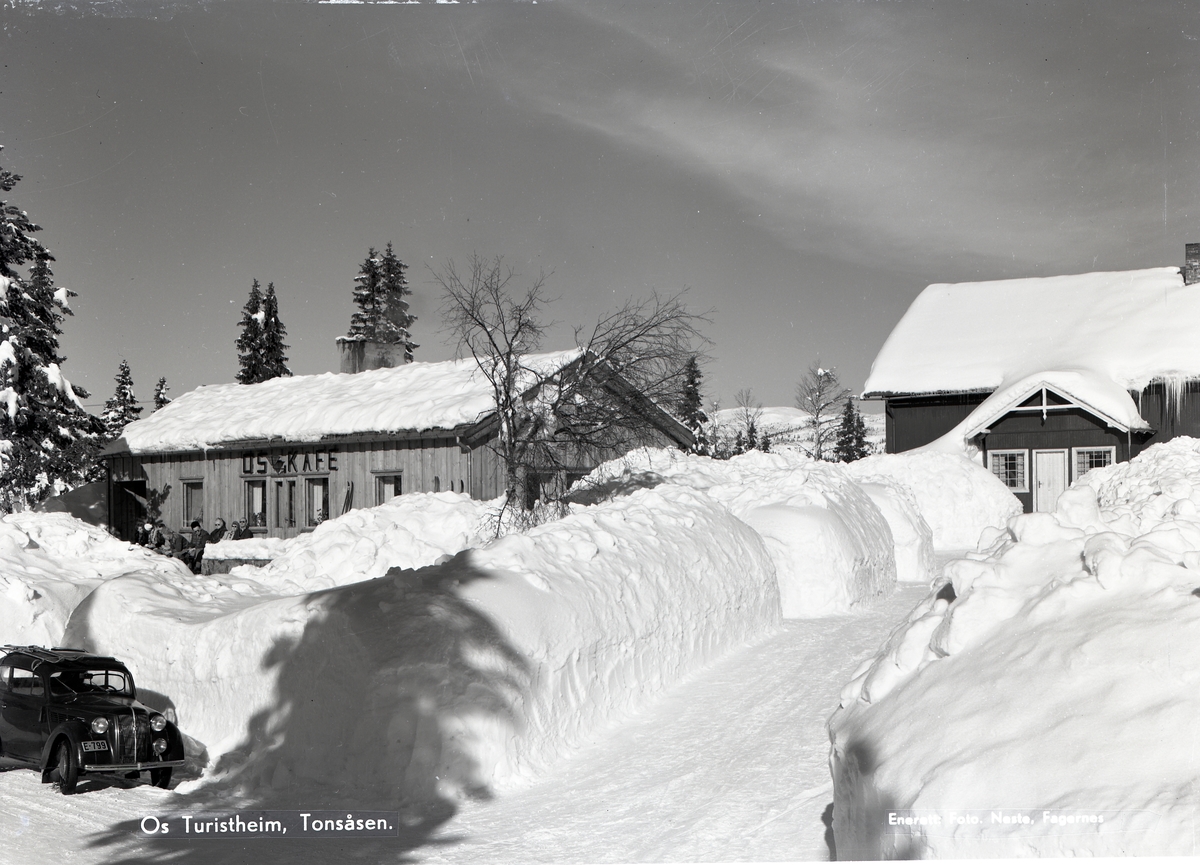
[233,520,254,540]
[208,519,228,544]
[181,519,206,573]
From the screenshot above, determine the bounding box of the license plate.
[82,740,108,752]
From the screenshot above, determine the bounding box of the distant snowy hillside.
[710,406,885,455]
[830,437,1200,858]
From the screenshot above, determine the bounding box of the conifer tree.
[260,282,292,380]
[102,360,142,440]
[834,397,870,463]
[677,356,709,454]
[348,244,418,359]
[758,432,772,453]
[378,242,418,361]
[0,150,103,509]
[153,377,171,411]
[235,279,266,384]
[348,249,383,339]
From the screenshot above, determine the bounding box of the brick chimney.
[335,337,409,374]
[1185,243,1200,285]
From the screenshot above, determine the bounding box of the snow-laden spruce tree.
[348,243,418,360]
[677,355,710,454]
[795,362,849,461]
[235,279,266,384]
[834,396,870,462]
[260,282,292,380]
[0,150,104,510]
[102,360,142,439]
[153,376,171,410]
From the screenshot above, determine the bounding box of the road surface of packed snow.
[0,584,928,864]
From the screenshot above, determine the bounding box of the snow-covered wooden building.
[863,247,1200,512]
[100,350,692,540]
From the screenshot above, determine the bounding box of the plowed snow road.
[0,584,926,864]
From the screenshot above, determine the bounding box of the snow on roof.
[918,369,1151,456]
[117,349,582,453]
[863,267,1200,396]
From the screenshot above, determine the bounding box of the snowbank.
[845,451,1020,551]
[855,481,934,583]
[65,485,780,804]
[224,491,493,594]
[829,438,1200,857]
[0,512,191,647]
[577,448,895,616]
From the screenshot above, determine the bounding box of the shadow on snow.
[80,550,530,864]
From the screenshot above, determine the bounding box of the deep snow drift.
[845,450,1021,551]
[830,437,1200,858]
[577,448,899,615]
[0,512,192,646]
[0,446,1020,831]
[65,485,780,805]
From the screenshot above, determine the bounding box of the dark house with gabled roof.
[863,246,1200,512]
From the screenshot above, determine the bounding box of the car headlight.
[153,738,167,754]
[90,717,109,735]
[150,714,167,732]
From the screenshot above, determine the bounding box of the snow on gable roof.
[863,267,1200,396]
[117,349,582,454]
[918,369,1149,456]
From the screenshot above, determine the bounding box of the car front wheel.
[51,740,78,795]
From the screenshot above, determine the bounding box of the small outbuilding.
[863,246,1200,512]
[101,348,692,540]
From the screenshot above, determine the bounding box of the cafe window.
[245,480,267,528]
[307,477,329,526]
[184,481,204,525]
[275,479,296,529]
[376,474,402,505]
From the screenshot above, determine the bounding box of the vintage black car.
[0,645,185,794]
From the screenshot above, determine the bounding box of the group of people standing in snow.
[135,517,254,573]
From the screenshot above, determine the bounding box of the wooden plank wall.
[110,425,671,538]
[123,436,503,540]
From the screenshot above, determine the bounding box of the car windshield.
[48,668,133,697]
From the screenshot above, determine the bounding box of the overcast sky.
[2,0,1199,413]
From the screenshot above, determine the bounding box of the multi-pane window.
[376,474,402,505]
[245,480,267,528]
[1074,447,1115,480]
[307,477,329,526]
[988,450,1028,492]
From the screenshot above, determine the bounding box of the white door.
[1033,449,1068,512]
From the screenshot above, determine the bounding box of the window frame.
[183,480,204,526]
[306,476,330,526]
[1071,446,1116,482]
[245,479,267,529]
[987,448,1030,493]
[374,472,403,506]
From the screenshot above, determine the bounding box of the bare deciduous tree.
[434,253,709,531]
[734,387,764,453]
[794,362,849,461]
